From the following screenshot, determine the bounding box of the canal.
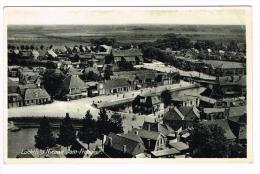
[8,86,205,158]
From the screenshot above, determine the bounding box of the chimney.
[66,113,69,117]
[123,145,127,153]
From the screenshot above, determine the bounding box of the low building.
[103,133,146,158]
[112,49,144,65]
[23,87,51,106]
[60,75,88,100]
[98,79,132,95]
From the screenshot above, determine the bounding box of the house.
[202,108,228,120]
[8,79,23,108]
[132,94,164,115]
[85,81,99,97]
[201,60,246,77]
[112,49,144,65]
[23,87,51,106]
[151,148,180,158]
[60,75,88,100]
[125,128,167,152]
[19,71,41,85]
[98,79,132,95]
[171,94,200,108]
[163,106,200,131]
[103,133,146,158]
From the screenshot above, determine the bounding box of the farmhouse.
[23,87,51,106]
[60,75,88,100]
[112,49,144,65]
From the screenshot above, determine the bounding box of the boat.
[8,121,21,132]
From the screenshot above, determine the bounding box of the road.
[8,80,193,118]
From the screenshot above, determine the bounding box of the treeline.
[34,109,123,158]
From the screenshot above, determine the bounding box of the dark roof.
[128,128,162,140]
[112,49,143,57]
[142,122,174,136]
[103,79,130,89]
[62,75,86,90]
[228,106,246,117]
[104,133,146,156]
[24,88,50,100]
[201,119,236,140]
[163,106,200,121]
[8,79,18,93]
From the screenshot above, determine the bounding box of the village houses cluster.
[8,39,247,158]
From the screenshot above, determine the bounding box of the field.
[8,24,246,47]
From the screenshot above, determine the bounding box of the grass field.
[8,24,246,47]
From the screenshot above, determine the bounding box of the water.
[8,87,205,158]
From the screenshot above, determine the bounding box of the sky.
[5,7,248,25]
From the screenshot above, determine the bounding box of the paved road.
[8,80,193,119]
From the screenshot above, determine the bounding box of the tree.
[103,67,113,80]
[78,110,98,149]
[35,117,55,150]
[43,69,65,99]
[57,113,76,147]
[109,113,123,134]
[97,108,110,139]
[40,45,44,50]
[161,90,172,107]
[190,123,229,158]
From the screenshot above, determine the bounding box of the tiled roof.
[104,133,146,156]
[24,88,50,100]
[103,79,131,89]
[62,75,86,90]
[164,106,199,121]
[142,122,174,136]
[129,128,161,140]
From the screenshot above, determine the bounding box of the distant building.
[112,49,144,65]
